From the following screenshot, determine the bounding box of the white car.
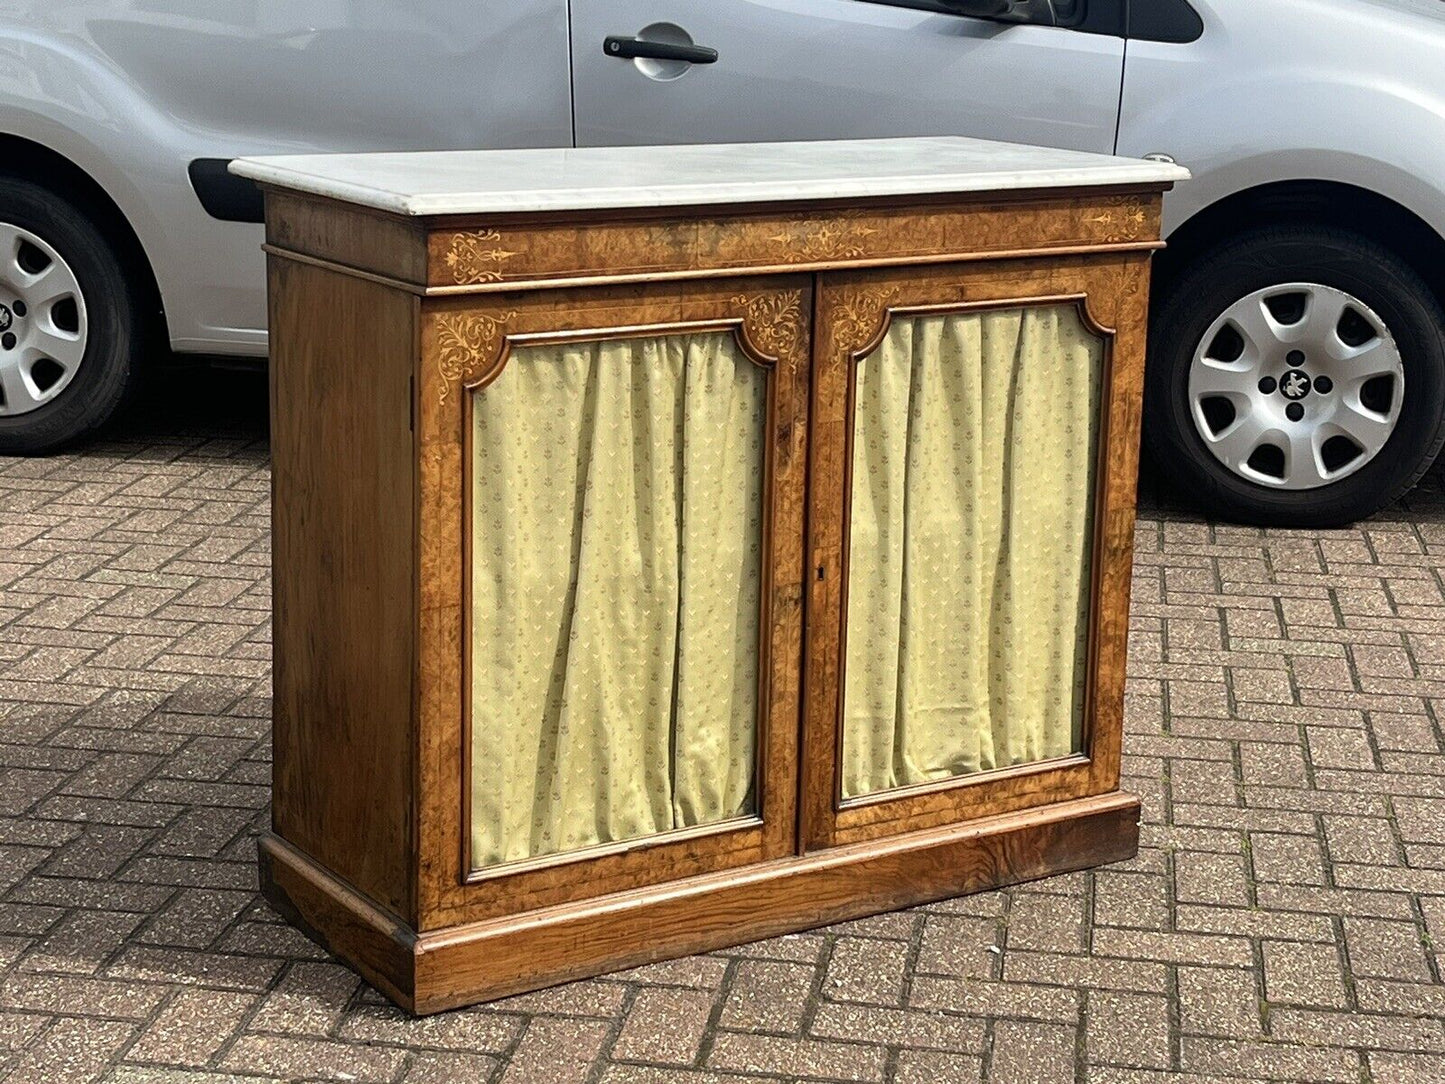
[1,0,1443,526]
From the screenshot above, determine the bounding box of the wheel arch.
[1155,180,1445,316]
[0,133,167,348]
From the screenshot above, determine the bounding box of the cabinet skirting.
[260,791,1139,1015]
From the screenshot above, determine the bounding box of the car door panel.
[81,0,573,152]
[570,0,1123,153]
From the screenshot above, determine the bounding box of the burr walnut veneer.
[233,138,1186,1013]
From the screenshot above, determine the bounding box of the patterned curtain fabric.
[842,305,1103,799]
[469,332,766,869]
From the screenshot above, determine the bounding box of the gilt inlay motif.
[443,230,519,284]
[770,214,879,262]
[834,287,902,359]
[733,290,805,365]
[1084,199,1150,241]
[435,311,517,403]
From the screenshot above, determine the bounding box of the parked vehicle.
[2,0,1443,526]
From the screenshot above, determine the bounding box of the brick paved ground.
[3,367,1445,1083]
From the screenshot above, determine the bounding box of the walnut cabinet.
[234,138,1186,1013]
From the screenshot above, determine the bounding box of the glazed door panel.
[416,276,810,926]
[803,256,1150,849]
[468,328,769,870]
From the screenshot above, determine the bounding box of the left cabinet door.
[415,275,811,927]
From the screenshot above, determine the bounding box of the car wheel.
[0,177,147,454]
[1144,224,1445,527]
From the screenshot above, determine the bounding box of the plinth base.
[258,791,1139,1014]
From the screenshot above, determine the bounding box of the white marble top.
[230,137,1187,217]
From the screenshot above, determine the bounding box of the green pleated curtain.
[468,332,766,870]
[842,304,1104,798]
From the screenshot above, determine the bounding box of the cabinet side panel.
[269,256,417,922]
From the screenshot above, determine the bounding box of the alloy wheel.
[0,222,89,417]
[1187,283,1403,489]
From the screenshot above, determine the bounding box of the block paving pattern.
[2,369,1445,1082]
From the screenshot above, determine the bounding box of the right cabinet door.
[803,256,1151,849]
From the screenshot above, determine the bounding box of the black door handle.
[603,35,718,64]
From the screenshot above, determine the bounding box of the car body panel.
[1,0,1444,355]
[0,1,572,353]
[1118,0,1445,243]
[568,0,1123,153]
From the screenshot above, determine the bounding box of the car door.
[569,0,1125,153]
[82,0,573,154]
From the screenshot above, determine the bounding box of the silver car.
[2,0,1443,526]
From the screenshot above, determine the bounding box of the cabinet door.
[417,276,809,925]
[803,256,1150,849]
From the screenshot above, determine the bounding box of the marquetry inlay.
[426,195,1163,291]
[833,286,902,359]
[734,289,806,365]
[769,214,878,262]
[1084,197,1151,242]
[435,310,516,402]
[443,230,519,284]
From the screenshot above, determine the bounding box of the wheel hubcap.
[1187,283,1404,490]
[0,223,89,417]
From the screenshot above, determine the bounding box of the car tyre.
[1144,224,1445,527]
[0,176,147,455]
